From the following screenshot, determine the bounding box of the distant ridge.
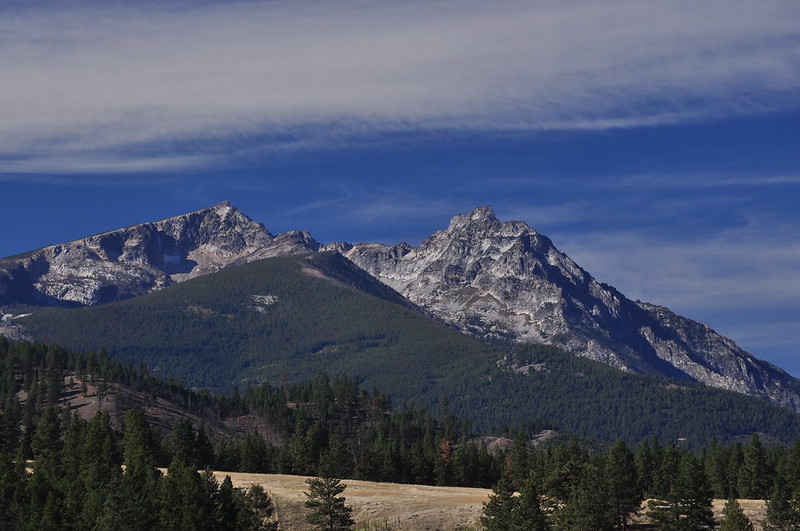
[2,203,799,411]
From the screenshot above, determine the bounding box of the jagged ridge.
[2,203,798,411]
[0,201,319,307]
[343,206,800,411]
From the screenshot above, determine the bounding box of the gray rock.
[345,206,800,410]
[2,203,798,410]
[0,201,315,307]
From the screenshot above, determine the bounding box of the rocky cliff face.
[0,201,319,307]
[344,206,800,410]
[2,203,798,410]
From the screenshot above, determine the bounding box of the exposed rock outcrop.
[0,201,317,307]
[344,206,800,410]
[2,203,798,410]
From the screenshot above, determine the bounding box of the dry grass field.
[216,472,768,530]
[216,472,490,530]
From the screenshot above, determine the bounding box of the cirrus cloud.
[0,0,798,174]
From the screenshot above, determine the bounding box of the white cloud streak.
[1,0,798,173]
[552,217,800,316]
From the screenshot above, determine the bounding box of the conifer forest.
[3,338,800,529]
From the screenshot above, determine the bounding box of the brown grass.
[215,472,769,531]
[215,472,490,530]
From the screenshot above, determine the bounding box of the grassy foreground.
[215,472,490,530]
[214,472,768,530]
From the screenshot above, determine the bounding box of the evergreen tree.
[122,409,158,480]
[726,443,744,499]
[481,475,519,531]
[171,419,198,467]
[120,409,160,529]
[553,462,614,531]
[319,433,353,479]
[515,478,550,531]
[242,484,279,531]
[507,432,530,489]
[195,423,216,469]
[738,434,771,499]
[482,474,550,531]
[304,476,355,531]
[240,431,272,473]
[765,477,800,530]
[78,410,119,529]
[648,452,715,530]
[158,459,211,531]
[720,498,754,531]
[606,439,642,530]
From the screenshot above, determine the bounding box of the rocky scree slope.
[342,206,800,411]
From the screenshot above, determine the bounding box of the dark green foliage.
[720,498,755,531]
[481,475,520,531]
[20,253,498,402]
[17,253,800,448]
[605,439,642,529]
[481,474,549,531]
[0,375,278,530]
[738,433,772,499]
[765,477,800,530]
[239,431,273,473]
[12,335,800,529]
[304,476,355,531]
[648,452,715,530]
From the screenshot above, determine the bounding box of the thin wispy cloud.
[1,0,798,174]
[554,219,800,313]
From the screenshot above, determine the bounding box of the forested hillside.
[6,339,800,529]
[15,253,800,448]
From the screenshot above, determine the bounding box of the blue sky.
[1,1,799,374]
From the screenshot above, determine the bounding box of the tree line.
[0,407,277,530]
[482,433,800,529]
[7,337,800,529]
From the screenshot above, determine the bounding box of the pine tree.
[319,433,353,479]
[120,409,160,529]
[515,478,550,531]
[304,476,355,531]
[765,477,800,530]
[738,434,771,499]
[481,475,519,531]
[606,439,642,530]
[195,423,216,469]
[720,498,754,531]
[78,410,119,529]
[158,459,210,531]
[122,409,158,481]
[243,484,278,530]
[648,452,715,530]
[553,462,614,531]
[240,431,271,473]
[171,418,198,467]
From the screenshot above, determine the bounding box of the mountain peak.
[448,206,501,232]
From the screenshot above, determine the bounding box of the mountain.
[0,201,319,308]
[17,252,495,397]
[14,253,800,448]
[1,202,798,412]
[342,206,800,410]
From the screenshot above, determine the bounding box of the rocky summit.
[0,202,319,308]
[2,203,799,410]
[343,206,800,411]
